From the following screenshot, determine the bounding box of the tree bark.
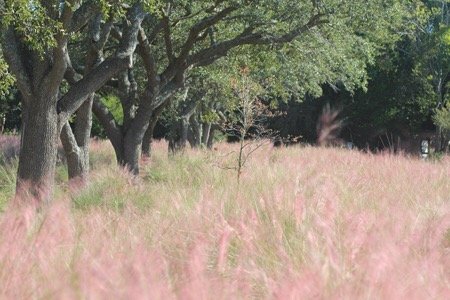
[202,123,212,147]
[207,125,218,149]
[16,94,59,203]
[189,115,202,148]
[170,89,197,152]
[123,125,149,175]
[73,96,93,177]
[181,117,190,149]
[60,96,94,182]
[142,115,159,157]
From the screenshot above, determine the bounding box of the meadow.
[0,136,449,299]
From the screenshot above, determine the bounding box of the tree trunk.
[121,101,156,174]
[181,117,190,149]
[60,96,94,182]
[168,119,183,155]
[189,116,202,148]
[16,95,58,203]
[207,125,217,149]
[202,123,212,147]
[123,123,150,175]
[72,96,93,178]
[142,114,159,158]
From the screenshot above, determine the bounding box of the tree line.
[0,0,448,203]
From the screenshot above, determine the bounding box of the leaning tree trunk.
[16,94,59,203]
[141,100,172,158]
[141,117,157,158]
[202,123,212,147]
[188,115,202,148]
[72,96,94,178]
[61,95,94,182]
[181,117,190,149]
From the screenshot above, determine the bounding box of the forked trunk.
[61,96,94,182]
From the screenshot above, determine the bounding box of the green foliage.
[0,55,14,97]
[434,102,450,131]
[72,177,127,211]
[101,94,123,125]
[411,1,449,103]
[91,94,124,137]
[332,35,439,143]
[1,0,61,54]
[0,88,21,132]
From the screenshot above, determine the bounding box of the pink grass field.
[0,140,449,299]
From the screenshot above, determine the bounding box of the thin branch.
[137,27,159,89]
[1,28,32,99]
[162,15,175,63]
[92,95,122,142]
[70,0,100,33]
[187,13,327,67]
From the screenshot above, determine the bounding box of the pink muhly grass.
[316,103,343,147]
[217,222,234,273]
[0,141,448,299]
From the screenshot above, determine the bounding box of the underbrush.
[0,140,449,299]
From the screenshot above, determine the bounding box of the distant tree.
[216,68,276,182]
[434,102,450,151]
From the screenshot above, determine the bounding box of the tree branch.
[92,96,122,145]
[187,13,328,67]
[177,6,237,62]
[60,121,80,157]
[1,28,32,99]
[160,6,237,86]
[137,27,159,90]
[57,3,146,126]
[70,0,100,33]
[162,15,175,63]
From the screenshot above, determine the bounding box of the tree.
[332,0,449,149]
[434,101,450,151]
[220,68,275,182]
[161,64,234,153]
[92,0,415,176]
[0,1,147,201]
[415,0,450,150]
